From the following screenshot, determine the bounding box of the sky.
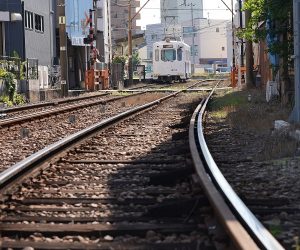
[137,0,233,30]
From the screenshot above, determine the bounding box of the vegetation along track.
[0,91,223,249]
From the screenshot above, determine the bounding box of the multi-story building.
[194,19,230,64]
[65,0,112,89]
[23,0,56,66]
[0,0,24,58]
[161,0,203,33]
[110,0,141,46]
[96,0,112,65]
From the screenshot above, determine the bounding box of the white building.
[96,0,112,64]
[161,0,203,34]
[197,19,229,64]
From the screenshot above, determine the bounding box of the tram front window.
[161,49,176,62]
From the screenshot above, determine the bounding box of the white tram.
[152,39,191,83]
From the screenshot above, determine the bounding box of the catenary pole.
[58,0,68,97]
[245,0,254,88]
[191,4,195,74]
[128,0,151,86]
[220,0,236,86]
[128,0,133,86]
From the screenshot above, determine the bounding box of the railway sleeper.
[145,196,209,217]
[149,167,194,186]
[0,223,205,237]
[1,241,214,250]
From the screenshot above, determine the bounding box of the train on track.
[152,38,191,83]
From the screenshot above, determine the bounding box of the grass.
[208,88,297,161]
[111,91,131,96]
[209,90,248,111]
[269,224,282,238]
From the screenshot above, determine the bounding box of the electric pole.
[191,3,195,74]
[245,1,254,88]
[231,0,235,70]
[58,0,68,97]
[239,0,244,67]
[128,0,133,86]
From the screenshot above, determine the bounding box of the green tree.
[240,0,293,103]
[132,52,141,70]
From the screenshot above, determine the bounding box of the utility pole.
[127,0,151,86]
[58,0,68,97]
[128,0,133,86]
[245,1,254,88]
[191,3,195,74]
[237,0,243,87]
[231,0,235,70]
[239,0,244,67]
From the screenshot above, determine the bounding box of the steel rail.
[189,85,284,249]
[0,91,181,188]
[0,93,109,114]
[0,92,144,127]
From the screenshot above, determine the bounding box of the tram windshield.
[161,49,176,61]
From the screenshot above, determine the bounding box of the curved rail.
[189,87,284,249]
[0,91,180,188]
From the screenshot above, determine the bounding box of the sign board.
[0,11,9,22]
[66,0,93,46]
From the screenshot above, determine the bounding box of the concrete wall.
[197,19,229,64]
[23,0,56,66]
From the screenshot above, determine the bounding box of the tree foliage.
[240,0,293,61]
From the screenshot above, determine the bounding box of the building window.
[222,46,225,51]
[177,48,182,61]
[25,11,34,29]
[216,27,220,32]
[35,14,44,32]
[155,49,159,61]
[191,45,198,56]
[161,49,176,62]
[183,26,194,37]
[151,34,157,40]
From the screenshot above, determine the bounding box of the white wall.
[198,19,229,63]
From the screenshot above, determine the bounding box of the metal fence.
[26,58,38,80]
[48,65,61,87]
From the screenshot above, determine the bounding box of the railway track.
[204,108,298,249]
[0,92,109,119]
[0,80,206,125]
[0,90,214,249]
[0,92,168,172]
[0,82,283,249]
[0,80,218,172]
